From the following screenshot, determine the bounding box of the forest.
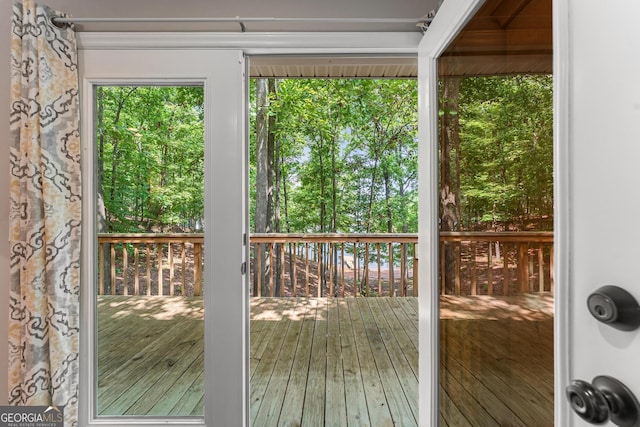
[95,75,553,236]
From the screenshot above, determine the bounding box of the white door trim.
[77,31,422,55]
[553,0,571,425]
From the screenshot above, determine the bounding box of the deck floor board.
[97,295,553,425]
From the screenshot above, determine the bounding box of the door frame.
[417,0,570,424]
[77,32,423,426]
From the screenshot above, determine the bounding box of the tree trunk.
[270,79,283,297]
[253,79,274,296]
[96,87,112,294]
[440,77,461,294]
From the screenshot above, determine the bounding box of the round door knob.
[566,376,640,426]
[566,379,609,423]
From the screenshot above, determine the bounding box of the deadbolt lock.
[587,285,640,331]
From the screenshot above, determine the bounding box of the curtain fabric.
[9,1,81,426]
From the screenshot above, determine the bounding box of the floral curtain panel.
[9,1,81,426]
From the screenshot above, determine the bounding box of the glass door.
[79,48,247,426]
[418,0,554,425]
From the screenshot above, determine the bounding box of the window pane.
[94,85,205,417]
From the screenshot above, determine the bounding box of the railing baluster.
[440,241,445,295]
[503,243,509,296]
[388,242,394,297]
[169,242,175,296]
[292,242,298,297]
[110,244,116,296]
[158,243,163,297]
[256,243,262,297]
[412,243,418,297]
[121,243,129,294]
[341,243,345,297]
[181,243,186,296]
[364,243,369,296]
[470,241,477,295]
[487,241,493,296]
[279,242,285,297]
[454,242,461,296]
[400,242,406,297]
[305,243,310,297]
[194,242,202,296]
[99,244,105,295]
[353,243,358,291]
[269,243,274,298]
[146,243,151,296]
[550,244,555,293]
[538,244,544,292]
[377,243,382,296]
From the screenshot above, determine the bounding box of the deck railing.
[97,231,553,297]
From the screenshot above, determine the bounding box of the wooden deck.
[97,295,553,425]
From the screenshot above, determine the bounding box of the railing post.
[519,242,529,293]
[194,242,203,296]
[134,244,140,296]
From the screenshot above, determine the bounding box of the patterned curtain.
[9,1,81,426]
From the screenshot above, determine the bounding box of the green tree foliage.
[250,79,419,235]
[96,76,552,235]
[456,75,553,229]
[97,86,205,232]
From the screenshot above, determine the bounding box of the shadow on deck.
[96,295,553,425]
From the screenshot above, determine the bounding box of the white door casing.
[78,48,248,427]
